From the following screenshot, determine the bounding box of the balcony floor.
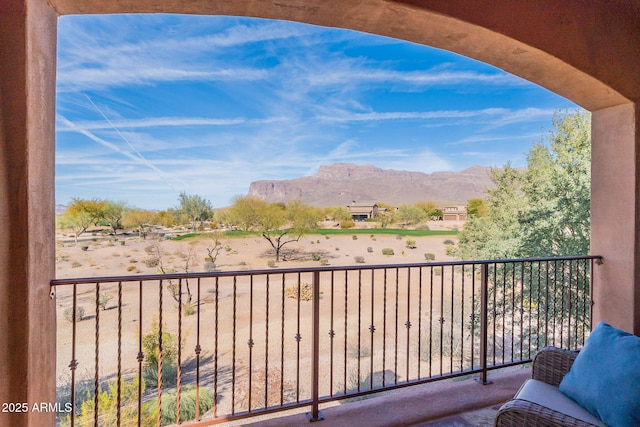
[226,367,530,427]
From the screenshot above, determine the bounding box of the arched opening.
[1,1,638,425]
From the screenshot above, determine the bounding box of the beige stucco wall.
[1,0,639,425]
[0,0,57,425]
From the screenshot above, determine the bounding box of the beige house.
[348,203,379,221]
[442,205,467,221]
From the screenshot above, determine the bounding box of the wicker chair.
[494,347,606,427]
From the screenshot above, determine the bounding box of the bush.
[382,248,394,256]
[354,256,365,264]
[98,293,113,310]
[126,265,136,272]
[352,235,358,240]
[311,252,322,261]
[319,258,329,266]
[143,386,213,426]
[367,247,374,253]
[424,253,436,261]
[63,306,85,322]
[142,321,180,389]
[267,259,276,268]
[445,245,457,256]
[203,262,216,272]
[285,282,314,301]
[443,239,455,245]
[80,246,88,251]
[406,239,417,249]
[144,257,160,268]
[340,220,355,229]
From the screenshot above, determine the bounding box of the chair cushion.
[515,379,606,426]
[559,321,640,427]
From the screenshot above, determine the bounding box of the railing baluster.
[477,263,490,385]
[117,281,122,427]
[264,274,270,409]
[214,276,219,418]
[157,279,163,427]
[137,281,143,427]
[195,277,201,421]
[176,278,182,424]
[307,270,323,422]
[370,268,375,389]
[94,282,100,427]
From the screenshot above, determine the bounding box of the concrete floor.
[230,367,530,427]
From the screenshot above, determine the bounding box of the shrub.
[406,239,417,249]
[311,252,322,261]
[144,257,159,268]
[203,262,216,272]
[71,261,82,268]
[98,293,113,310]
[352,235,358,240]
[396,234,403,240]
[367,247,374,253]
[285,282,313,301]
[354,256,365,264]
[80,246,88,251]
[143,386,214,426]
[319,258,329,266]
[444,239,455,245]
[424,253,436,261]
[182,302,195,316]
[142,321,180,389]
[445,245,457,256]
[60,377,142,427]
[267,259,276,268]
[63,306,85,322]
[126,265,136,272]
[340,220,355,229]
[382,248,394,256]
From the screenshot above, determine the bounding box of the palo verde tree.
[57,198,105,244]
[227,196,322,262]
[177,192,213,232]
[101,200,127,235]
[123,208,157,239]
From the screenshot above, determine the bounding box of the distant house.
[442,205,467,221]
[348,203,379,221]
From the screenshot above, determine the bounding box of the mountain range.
[247,163,495,207]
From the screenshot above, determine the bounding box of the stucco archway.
[1,1,639,425]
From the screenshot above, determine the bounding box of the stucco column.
[0,0,57,425]
[591,102,640,335]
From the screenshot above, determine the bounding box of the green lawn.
[173,227,458,241]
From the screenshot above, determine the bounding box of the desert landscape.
[54,223,470,424]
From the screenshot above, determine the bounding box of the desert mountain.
[247,163,495,207]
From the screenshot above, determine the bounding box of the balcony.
[51,256,600,426]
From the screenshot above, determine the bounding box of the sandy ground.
[54,223,470,421]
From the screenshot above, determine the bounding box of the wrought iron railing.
[51,255,601,426]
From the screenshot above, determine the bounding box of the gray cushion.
[514,379,606,426]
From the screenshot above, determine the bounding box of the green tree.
[325,206,352,222]
[177,192,213,232]
[457,110,591,260]
[123,208,157,239]
[227,197,321,262]
[394,203,427,227]
[57,198,104,244]
[416,200,440,217]
[466,198,488,218]
[102,200,127,235]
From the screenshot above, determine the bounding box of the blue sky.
[56,14,578,210]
